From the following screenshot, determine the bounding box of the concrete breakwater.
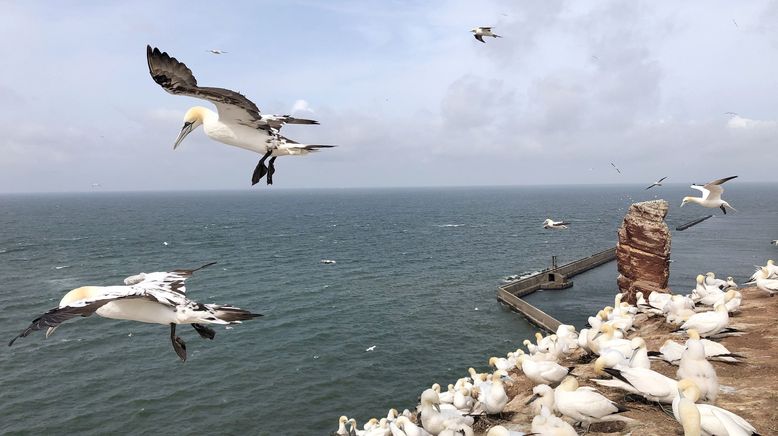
[496,247,616,332]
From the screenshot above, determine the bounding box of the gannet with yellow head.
[8,262,261,361]
[680,176,738,214]
[147,46,334,186]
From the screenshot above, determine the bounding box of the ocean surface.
[1,184,776,435]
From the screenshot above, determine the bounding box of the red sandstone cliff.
[616,200,671,304]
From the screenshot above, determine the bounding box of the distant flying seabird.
[206,49,228,54]
[645,176,668,190]
[543,219,570,229]
[9,262,261,361]
[681,176,738,214]
[146,45,334,186]
[471,27,502,43]
[610,162,622,174]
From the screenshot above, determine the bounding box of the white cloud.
[291,99,314,114]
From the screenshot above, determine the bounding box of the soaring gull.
[147,45,334,186]
[8,262,261,361]
[470,27,502,43]
[680,176,738,214]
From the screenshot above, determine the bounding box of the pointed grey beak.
[173,122,194,149]
[433,403,441,412]
[593,331,602,340]
[525,393,540,405]
[45,326,59,338]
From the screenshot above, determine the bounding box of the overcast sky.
[1,0,777,192]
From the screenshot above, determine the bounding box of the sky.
[1,0,777,192]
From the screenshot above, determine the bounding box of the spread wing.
[657,176,668,183]
[147,46,266,128]
[132,261,217,297]
[8,288,150,346]
[474,34,485,43]
[690,184,715,201]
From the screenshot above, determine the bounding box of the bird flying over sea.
[610,162,622,174]
[146,45,334,186]
[680,176,738,214]
[543,219,570,229]
[645,176,668,190]
[471,27,502,43]
[206,49,228,55]
[8,262,261,361]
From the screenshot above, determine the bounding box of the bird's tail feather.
[210,305,263,323]
[285,117,319,125]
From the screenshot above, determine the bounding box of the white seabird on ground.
[645,176,668,190]
[8,262,261,361]
[554,377,631,431]
[672,379,759,436]
[543,219,570,230]
[147,46,334,186]
[680,176,738,214]
[471,27,502,43]
[746,267,778,296]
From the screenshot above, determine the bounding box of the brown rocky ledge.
[477,286,778,435]
[616,200,672,304]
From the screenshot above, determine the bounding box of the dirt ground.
[477,286,778,435]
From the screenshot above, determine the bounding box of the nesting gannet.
[543,219,570,230]
[525,384,555,416]
[677,330,718,403]
[554,377,630,431]
[470,27,502,43]
[530,405,577,436]
[478,370,511,414]
[704,272,727,289]
[645,176,668,190]
[680,176,738,214]
[334,416,350,436]
[394,416,432,436]
[673,379,759,436]
[648,339,743,365]
[147,46,333,186]
[485,425,526,436]
[593,360,679,403]
[746,267,778,296]
[8,262,261,361]
[419,388,474,435]
[676,303,733,337]
[516,353,573,386]
[206,49,228,54]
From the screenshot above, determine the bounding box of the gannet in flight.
[471,27,502,43]
[543,219,570,229]
[206,49,228,55]
[147,46,334,186]
[8,262,261,361]
[610,162,622,174]
[645,176,668,190]
[680,176,738,214]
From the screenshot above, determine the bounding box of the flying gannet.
[206,49,228,54]
[471,27,502,43]
[147,46,334,186]
[645,176,668,190]
[543,219,570,229]
[8,262,261,361]
[680,176,738,214]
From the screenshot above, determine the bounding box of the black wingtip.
[8,336,20,347]
[647,350,662,357]
[615,403,629,413]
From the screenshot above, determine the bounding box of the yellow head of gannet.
[687,329,701,340]
[431,383,441,393]
[489,356,498,367]
[46,286,101,338]
[558,376,578,391]
[173,106,210,149]
[676,379,703,436]
[696,274,704,284]
[535,332,544,345]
